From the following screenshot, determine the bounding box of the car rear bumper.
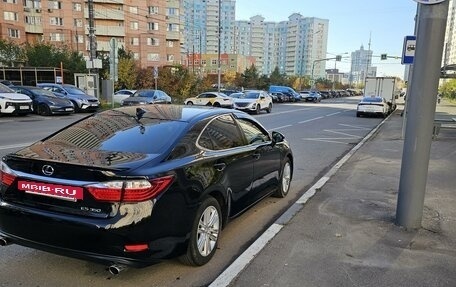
[0,200,186,267]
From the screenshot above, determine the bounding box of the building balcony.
[166,31,180,40]
[90,0,124,3]
[25,24,43,34]
[84,8,124,20]
[86,25,125,37]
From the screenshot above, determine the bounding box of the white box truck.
[364,77,399,113]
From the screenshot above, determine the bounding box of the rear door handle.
[253,152,261,160]
[213,162,226,171]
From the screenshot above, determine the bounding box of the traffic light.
[381,54,388,60]
[335,55,342,61]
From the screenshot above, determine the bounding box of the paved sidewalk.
[216,100,456,286]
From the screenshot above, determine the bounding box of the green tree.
[440,79,456,100]
[0,39,26,67]
[116,57,137,90]
[238,64,259,89]
[269,66,287,86]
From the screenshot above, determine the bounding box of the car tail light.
[0,161,17,187]
[86,175,174,202]
[124,243,149,252]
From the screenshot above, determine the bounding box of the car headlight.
[80,98,89,104]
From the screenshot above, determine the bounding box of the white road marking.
[298,116,324,124]
[269,124,293,131]
[339,123,371,130]
[0,143,32,150]
[323,129,362,138]
[256,107,317,117]
[303,138,353,145]
[325,111,341,117]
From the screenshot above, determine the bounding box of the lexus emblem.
[42,165,54,176]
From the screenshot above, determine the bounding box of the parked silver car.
[37,83,99,112]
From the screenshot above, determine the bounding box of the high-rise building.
[234,14,329,77]
[181,0,236,57]
[444,0,456,67]
[0,0,182,69]
[350,45,374,85]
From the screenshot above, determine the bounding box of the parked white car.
[0,83,33,115]
[113,89,136,104]
[356,96,389,118]
[184,92,233,108]
[233,90,273,114]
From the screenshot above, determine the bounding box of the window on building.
[3,0,17,3]
[194,60,200,65]
[73,3,81,11]
[7,28,19,38]
[167,24,179,32]
[25,16,41,25]
[147,53,160,61]
[74,18,83,27]
[50,32,64,42]
[130,21,138,30]
[201,59,206,65]
[148,6,158,14]
[147,38,159,46]
[130,37,139,45]
[166,40,174,47]
[3,11,18,21]
[48,1,61,9]
[148,22,158,31]
[50,17,63,26]
[167,54,174,62]
[133,53,139,60]
[75,34,84,43]
[129,6,138,14]
[166,8,179,16]
[211,59,217,65]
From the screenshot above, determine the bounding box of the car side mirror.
[271,131,285,146]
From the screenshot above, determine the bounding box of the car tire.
[356,112,361,117]
[266,103,272,113]
[213,102,221,107]
[180,196,221,266]
[273,158,292,198]
[71,101,80,112]
[186,101,193,105]
[37,104,51,116]
[255,105,260,114]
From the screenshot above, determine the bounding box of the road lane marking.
[269,124,293,131]
[0,143,32,150]
[256,107,317,117]
[325,111,341,117]
[323,130,362,138]
[303,138,354,145]
[339,123,371,130]
[298,116,323,124]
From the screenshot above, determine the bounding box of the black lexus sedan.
[11,86,74,116]
[0,105,293,271]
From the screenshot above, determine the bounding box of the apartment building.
[181,0,236,55]
[350,45,375,84]
[0,0,182,69]
[234,14,329,77]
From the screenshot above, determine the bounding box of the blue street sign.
[402,35,416,65]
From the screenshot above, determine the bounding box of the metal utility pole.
[88,0,96,61]
[396,0,449,229]
[217,0,222,93]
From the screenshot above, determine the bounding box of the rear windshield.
[62,85,87,95]
[0,83,14,93]
[134,90,156,97]
[361,97,382,103]
[44,111,187,154]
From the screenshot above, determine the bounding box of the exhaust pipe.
[0,237,12,246]
[108,264,127,275]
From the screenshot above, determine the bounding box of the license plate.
[17,180,83,201]
[19,106,29,110]
[90,103,99,107]
[65,108,73,111]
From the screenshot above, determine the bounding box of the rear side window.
[237,119,270,144]
[198,115,244,150]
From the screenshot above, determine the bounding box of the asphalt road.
[0,97,383,287]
